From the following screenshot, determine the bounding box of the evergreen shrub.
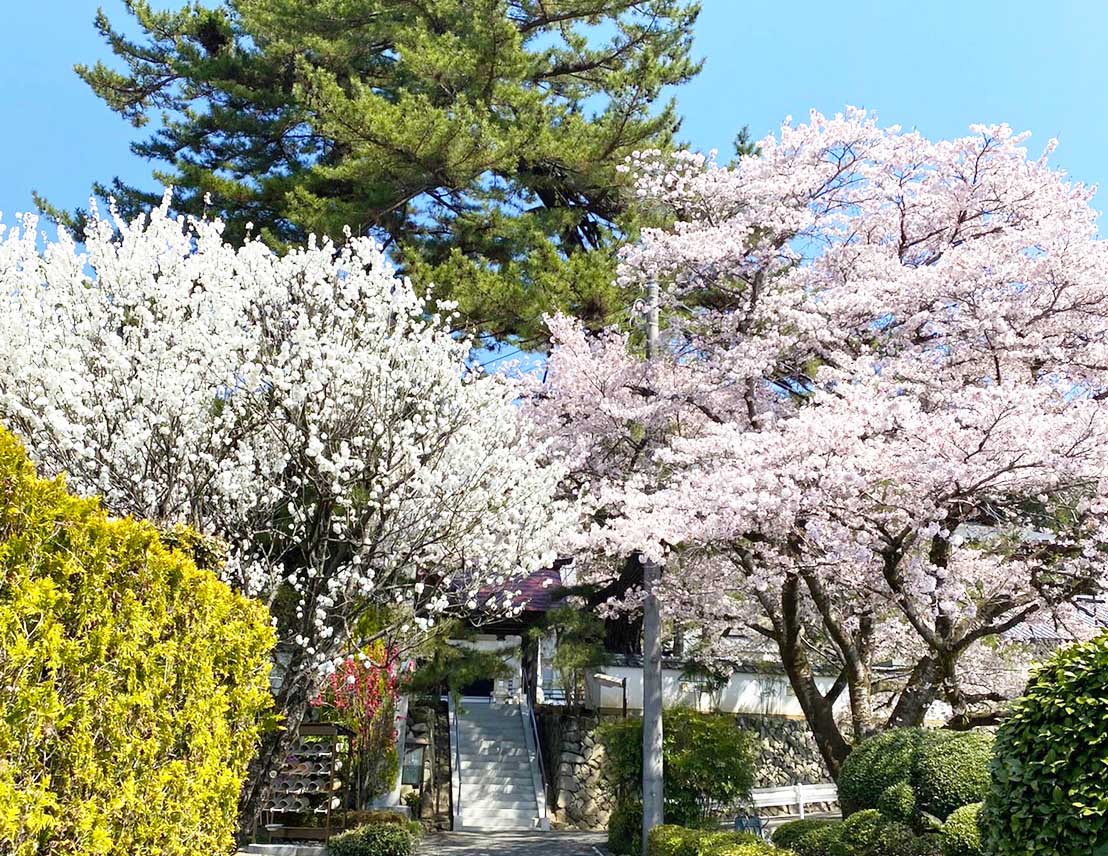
[0,428,275,856]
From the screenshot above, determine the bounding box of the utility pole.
[641,278,663,855]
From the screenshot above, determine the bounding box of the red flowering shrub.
[312,641,402,803]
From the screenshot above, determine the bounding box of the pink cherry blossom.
[532,109,1108,777]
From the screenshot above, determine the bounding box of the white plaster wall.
[585,666,845,717]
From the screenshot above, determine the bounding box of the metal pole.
[641,279,664,855]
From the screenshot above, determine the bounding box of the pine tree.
[60,0,701,342]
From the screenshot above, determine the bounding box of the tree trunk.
[641,559,664,856]
[771,577,852,781]
[235,661,315,844]
[848,670,876,742]
[584,555,645,655]
[786,668,851,781]
[887,656,940,729]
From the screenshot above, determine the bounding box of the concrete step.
[462,803,537,814]
[457,759,533,770]
[459,728,527,737]
[459,773,535,786]
[460,808,538,822]
[457,757,533,768]
[459,756,531,767]
[458,758,531,770]
[457,709,521,720]
[461,731,527,741]
[454,702,542,832]
[458,821,539,832]
[461,804,538,816]
[458,745,529,754]
[458,797,536,810]
[460,795,537,809]
[465,782,538,796]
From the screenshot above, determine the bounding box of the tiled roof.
[475,562,568,613]
[1005,596,1108,643]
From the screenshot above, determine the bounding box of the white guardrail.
[749,782,839,820]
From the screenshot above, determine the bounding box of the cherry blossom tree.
[529,109,1108,782]
[0,197,565,832]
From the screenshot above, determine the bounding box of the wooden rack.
[259,722,353,843]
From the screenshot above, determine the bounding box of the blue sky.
[2,0,1106,224]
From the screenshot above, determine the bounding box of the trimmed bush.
[650,824,702,856]
[609,799,643,855]
[790,823,844,856]
[0,428,275,856]
[913,733,992,820]
[981,632,1108,855]
[647,824,786,856]
[839,810,885,851]
[877,782,917,823]
[777,813,945,856]
[771,819,838,850]
[328,822,416,856]
[839,730,921,813]
[706,841,786,856]
[855,823,941,856]
[839,728,992,821]
[941,804,982,856]
[697,831,770,856]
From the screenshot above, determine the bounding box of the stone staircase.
[453,701,545,831]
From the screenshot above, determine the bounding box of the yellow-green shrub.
[650,824,702,856]
[648,824,789,856]
[0,428,275,856]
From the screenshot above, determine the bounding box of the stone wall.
[404,699,452,830]
[536,708,615,831]
[735,714,828,787]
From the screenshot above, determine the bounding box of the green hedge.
[609,799,643,855]
[328,822,417,856]
[647,824,787,856]
[940,803,982,856]
[789,822,844,856]
[341,810,412,827]
[772,811,944,856]
[912,733,992,819]
[600,708,756,826]
[981,632,1108,855]
[839,728,992,820]
[649,824,701,856]
[0,428,275,856]
[771,819,838,851]
[877,782,917,823]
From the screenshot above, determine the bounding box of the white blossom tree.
[528,109,1108,783]
[0,197,566,830]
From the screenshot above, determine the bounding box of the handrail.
[521,697,548,828]
[525,699,548,822]
[447,695,462,830]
